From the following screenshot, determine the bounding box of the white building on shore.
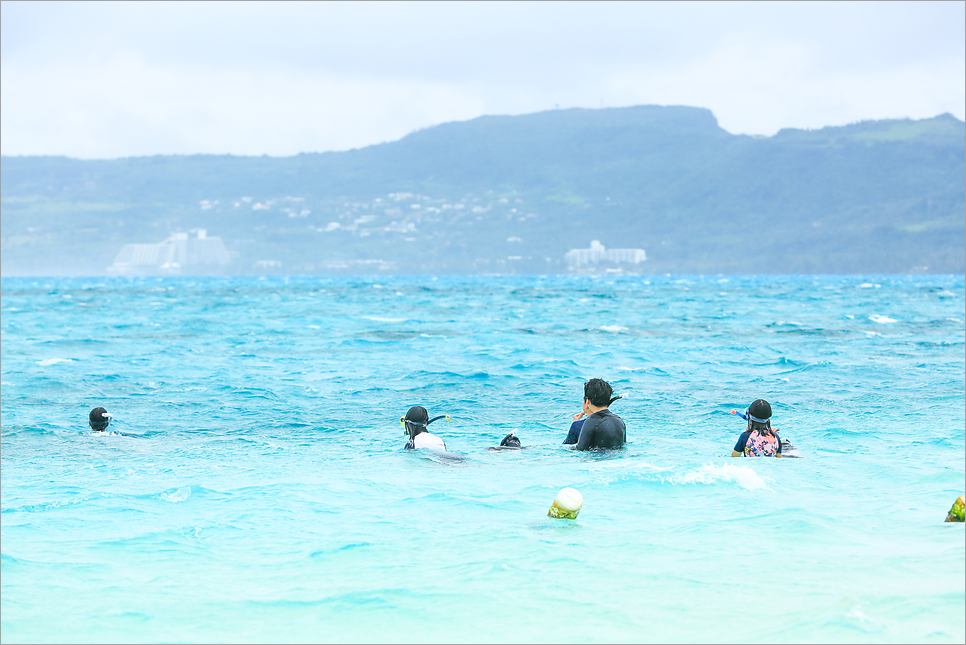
[564,240,646,271]
[108,230,231,275]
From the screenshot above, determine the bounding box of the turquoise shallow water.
[1,274,964,643]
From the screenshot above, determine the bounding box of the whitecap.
[869,314,897,324]
[364,316,406,323]
[599,325,627,333]
[858,283,881,289]
[674,462,771,491]
[161,487,191,503]
[37,358,72,366]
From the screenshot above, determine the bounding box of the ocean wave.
[599,325,628,333]
[161,487,192,503]
[869,314,897,324]
[36,358,73,366]
[672,462,772,491]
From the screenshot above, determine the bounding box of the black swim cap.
[747,399,772,422]
[405,406,429,425]
[89,407,111,431]
[500,433,521,448]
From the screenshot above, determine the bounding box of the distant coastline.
[2,106,963,276]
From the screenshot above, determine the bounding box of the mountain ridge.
[2,105,963,276]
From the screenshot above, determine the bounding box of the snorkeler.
[731,399,782,457]
[499,432,522,448]
[487,432,523,451]
[89,407,113,432]
[569,378,626,450]
[401,406,448,451]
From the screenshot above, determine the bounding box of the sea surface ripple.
[2,274,964,643]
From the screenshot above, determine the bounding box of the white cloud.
[1,54,489,157]
[1,1,963,158]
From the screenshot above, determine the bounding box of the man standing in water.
[571,378,625,450]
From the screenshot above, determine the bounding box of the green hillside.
[1,106,963,275]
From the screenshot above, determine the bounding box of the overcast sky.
[2,0,963,159]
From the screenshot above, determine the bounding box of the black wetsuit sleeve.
[776,436,782,454]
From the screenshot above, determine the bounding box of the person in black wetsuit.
[567,378,626,450]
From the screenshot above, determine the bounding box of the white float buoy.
[548,487,583,520]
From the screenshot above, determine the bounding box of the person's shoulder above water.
[731,398,782,457]
[574,378,626,451]
[400,405,448,452]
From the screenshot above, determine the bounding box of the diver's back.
[412,432,446,451]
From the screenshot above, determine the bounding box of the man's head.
[89,407,112,431]
[583,378,614,408]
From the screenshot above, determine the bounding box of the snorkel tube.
[730,409,749,421]
[400,414,451,439]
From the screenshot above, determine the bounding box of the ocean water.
[1,274,963,644]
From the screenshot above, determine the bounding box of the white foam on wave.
[364,316,406,323]
[161,487,191,503]
[599,325,628,333]
[869,314,897,324]
[858,283,881,289]
[675,462,772,491]
[37,358,72,366]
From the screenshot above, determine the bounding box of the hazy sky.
[2,1,963,159]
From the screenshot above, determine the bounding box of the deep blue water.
[2,274,964,643]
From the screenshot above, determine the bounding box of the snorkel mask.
[399,414,449,438]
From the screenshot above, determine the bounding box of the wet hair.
[403,406,428,439]
[405,406,429,424]
[584,378,618,408]
[404,406,453,440]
